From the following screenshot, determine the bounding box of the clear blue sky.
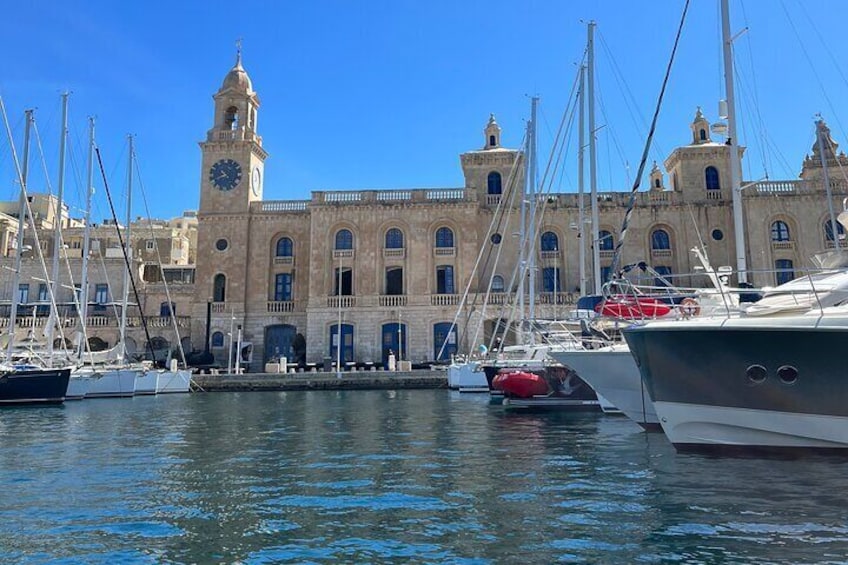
[3,0,848,222]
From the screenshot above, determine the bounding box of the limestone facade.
[190,59,848,370]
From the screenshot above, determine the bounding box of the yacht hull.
[134,371,159,395]
[155,369,192,394]
[550,347,659,429]
[84,368,138,398]
[625,321,848,452]
[0,368,71,405]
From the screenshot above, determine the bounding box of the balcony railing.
[379,295,407,307]
[771,241,795,251]
[266,300,295,313]
[327,296,356,308]
[486,194,502,206]
[431,294,460,306]
[333,249,354,260]
[274,256,294,265]
[383,248,405,259]
[705,190,724,200]
[651,249,673,259]
[434,247,456,258]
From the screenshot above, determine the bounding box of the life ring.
[680,297,701,317]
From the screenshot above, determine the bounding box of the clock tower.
[198,48,267,214]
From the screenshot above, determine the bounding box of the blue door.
[330,324,354,364]
[381,323,407,366]
[265,324,296,363]
[433,322,457,361]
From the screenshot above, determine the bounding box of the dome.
[221,54,252,92]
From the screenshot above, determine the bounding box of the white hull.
[550,347,659,428]
[655,401,848,449]
[134,371,159,395]
[66,373,96,400]
[155,369,192,394]
[447,361,487,391]
[84,368,138,398]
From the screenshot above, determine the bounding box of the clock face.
[251,167,261,196]
[209,159,242,191]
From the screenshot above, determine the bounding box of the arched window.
[224,106,239,130]
[385,228,404,249]
[705,166,720,190]
[489,135,496,147]
[540,231,559,252]
[487,171,502,195]
[491,275,505,293]
[213,274,226,302]
[598,230,614,251]
[654,178,661,188]
[435,227,454,248]
[671,172,678,192]
[211,331,225,348]
[824,219,845,242]
[771,220,790,242]
[275,237,293,257]
[699,129,707,141]
[335,229,353,250]
[651,229,671,250]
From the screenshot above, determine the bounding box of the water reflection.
[0,391,846,563]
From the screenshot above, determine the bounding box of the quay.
[192,369,448,392]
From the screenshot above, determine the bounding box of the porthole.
[491,233,502,245]
[777,365,798,385]
[746,364,767,384]
[215,238,229,251]
[712,229,724,241]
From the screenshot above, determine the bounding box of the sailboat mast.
[527,96,539,329]
[577,64,587,297]
[518,122,529,330]
[816,119,841,250]
[587,21,601,294]
[721,0,748,284]
[48,92,69,360]
[119,135,133,361]
[78,118,95,361]
[7,110,34,362]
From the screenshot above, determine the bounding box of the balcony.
[274,256,294,266]
[211,302,228,313]
[434,247,456,258]
[486,194,501,206]
[379,295,407,307]
[431,294,460,306]
[267,300,295,313]
[383,248,405,259]
[771,241,795,251]
[540,250,560,260]
[651,249,673,259]
[599,250,615,259]
[705,190,724,200]
[333,249,354,260]
[327,296,356,308]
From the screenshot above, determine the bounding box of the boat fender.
[680,297,700,317]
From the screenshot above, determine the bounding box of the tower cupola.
[484,114,501,149]
[690,106,712,145]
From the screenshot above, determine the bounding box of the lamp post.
[336,254,343,378]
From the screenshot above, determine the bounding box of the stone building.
[190,56,848,370]
[3,55,846,371]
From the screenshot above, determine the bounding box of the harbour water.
[1,390,847,564]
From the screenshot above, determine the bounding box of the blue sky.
[3,0,848,221]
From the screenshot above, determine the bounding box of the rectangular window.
[775,259,795,286]
[385,267,403,295]
[542,267,561,292]
[600,266,613,285]
[38,283,48,302]
[146,240,155,251]
[653,266,672,288]
[274,273,293,301]
[18,283,29,304]
[436,265,455,294]
[334,268,352,296]
[94,284,109,304]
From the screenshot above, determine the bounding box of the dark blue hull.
[0,368,72,405]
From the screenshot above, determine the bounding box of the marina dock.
[192,369,448,392]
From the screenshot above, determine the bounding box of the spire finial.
[235,38,243,66]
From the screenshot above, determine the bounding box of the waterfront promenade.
[192,369,447,392]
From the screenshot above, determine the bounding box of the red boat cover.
[496,371,550,398]
[594,296,672,319]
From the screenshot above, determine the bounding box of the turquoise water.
[1,390,847,564]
